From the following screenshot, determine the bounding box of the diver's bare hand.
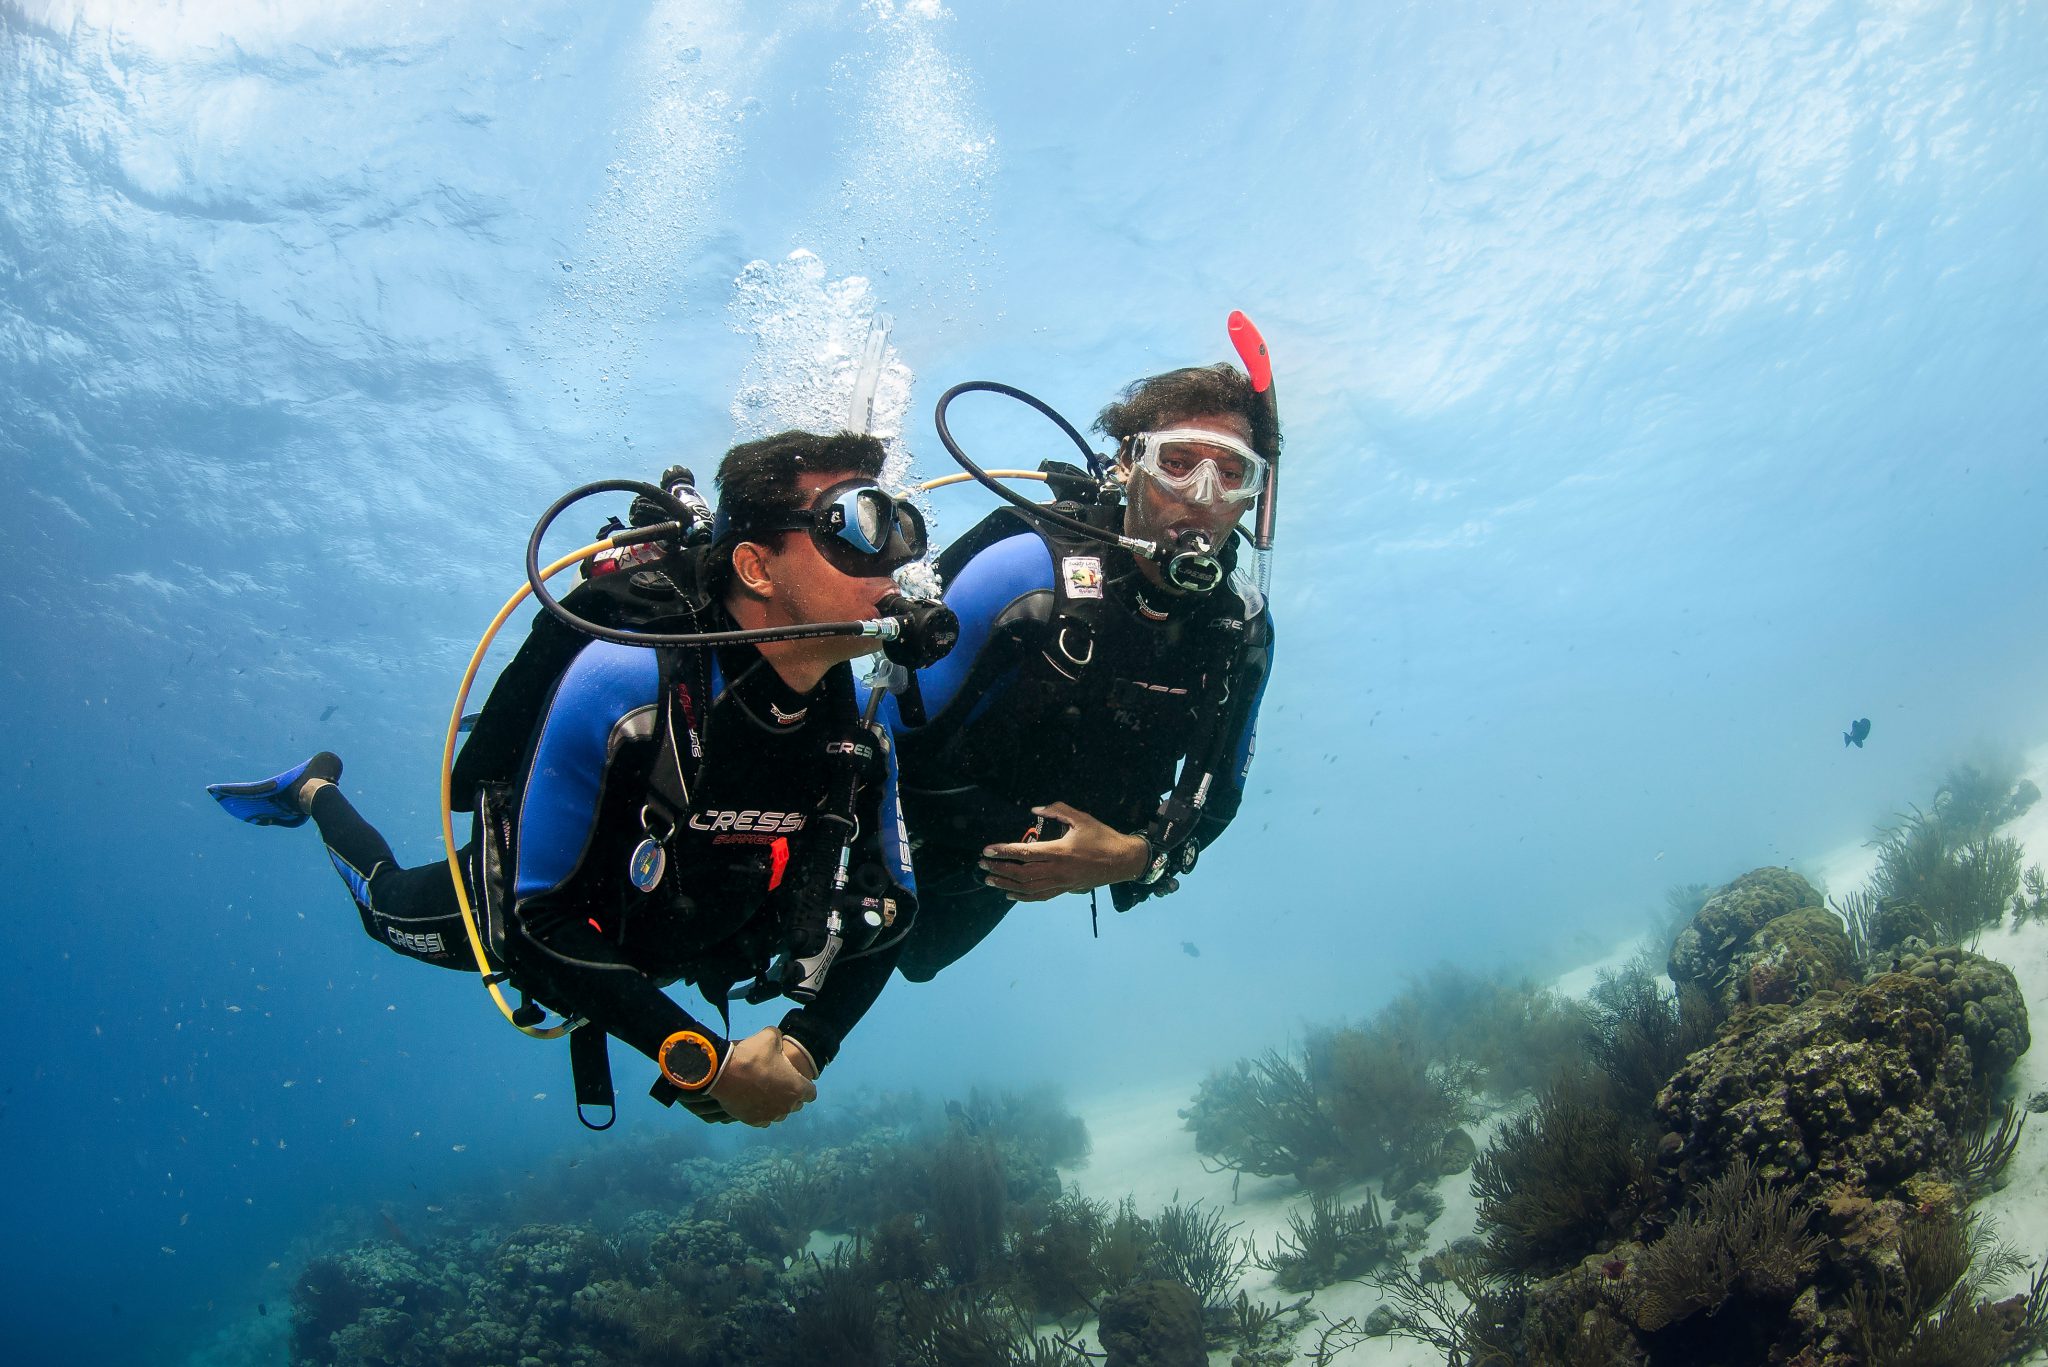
[979,802,1151,902]
[708,1027,816,1126]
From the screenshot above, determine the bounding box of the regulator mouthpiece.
[1162,530,1224,595]
[876,592,960,669]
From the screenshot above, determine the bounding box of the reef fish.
[1843,717,1871,749]
[1181,941,1201,958]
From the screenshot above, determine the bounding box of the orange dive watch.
[658,1030,721,1092]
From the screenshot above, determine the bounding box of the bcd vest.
[896,504,1268,859]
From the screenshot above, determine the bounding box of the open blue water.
[3,2,2046,1361]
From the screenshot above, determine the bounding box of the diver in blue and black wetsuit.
[891,361,1279,981]
[208,432,947,1128]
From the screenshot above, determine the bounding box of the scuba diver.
[206,431,956,1128]
[890,337,1280,982]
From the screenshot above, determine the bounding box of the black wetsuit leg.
[306,785,473,971]
[895,861,1013,982]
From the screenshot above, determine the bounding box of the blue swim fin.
[206,752,342,828]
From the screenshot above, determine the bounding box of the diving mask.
[721,480,930,574]
[1128,428,1268,506]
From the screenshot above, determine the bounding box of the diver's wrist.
[1127,832,1166,884]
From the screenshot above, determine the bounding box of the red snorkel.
[1227,310,1281,593]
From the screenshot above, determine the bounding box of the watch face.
[659,1031,717,1089]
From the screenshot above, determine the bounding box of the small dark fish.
[1844,717,1871,749]
[319,704,339,722]
[1181,941,1201,958]
[258,1302,268,1317]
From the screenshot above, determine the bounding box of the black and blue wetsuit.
[888,508,1271,980]
[307,604,915,1089]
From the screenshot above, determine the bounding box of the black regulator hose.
[933,382,1150,556]
[932,381,1229,593]
[524,479,955,665]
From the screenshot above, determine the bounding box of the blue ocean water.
[2,2,2045,1361]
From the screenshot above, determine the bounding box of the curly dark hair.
[1093,362,1280,463]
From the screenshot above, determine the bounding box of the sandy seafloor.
[1048,742,2048,1365]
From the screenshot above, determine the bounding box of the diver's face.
[1119,411,1256,567]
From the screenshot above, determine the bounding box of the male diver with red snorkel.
[207,431,957,1128]
[888,315,1281,980]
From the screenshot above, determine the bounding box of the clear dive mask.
[1127,428,1269,506]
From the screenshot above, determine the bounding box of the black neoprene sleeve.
[778,927,907,1071]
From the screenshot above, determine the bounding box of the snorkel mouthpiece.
[1163,530,1224,594]
[875,592,960,669]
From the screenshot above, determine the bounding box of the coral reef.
[1415,826,2041,1367]
[1889,945,2032,1079]
[1585,956,1718,1116]
[1311,1023,1480,1190]
[1931,760,2039,838]
[1736,906,1858,1010]
[1182,965,1595,1198]
[274,769,2046,1367]
[1094,1281,1206,1367]
[1007,1191,1108,1317]
[1182,1048,1345,1188]
[1372,963,1597,1102]
[1868,806,2026,949]
[1840,1206,2047,1367]
[1145,1202,1249,1313]
[1627,1156,1820,1333]
[1666,867,1823,1005]
[2013,863,2048,926]
[281,1091,1027,1366]
[1471,1080,1661,1276]
[282,1084,1302,1367]
[1253,1191,1402,1291]
[1656,953,2026,1204]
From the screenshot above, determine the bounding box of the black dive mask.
[720,480,929,575]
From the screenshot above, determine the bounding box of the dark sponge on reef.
[1666,867,1822,1003]
[1095,1279,1206,1367]
[1655,950,2028,1202]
